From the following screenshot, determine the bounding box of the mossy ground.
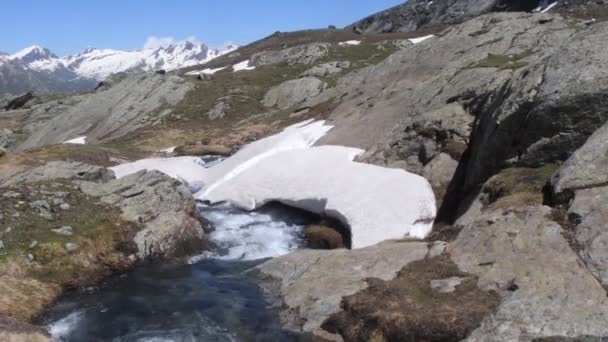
[0,181,137,321]
[482,163,560,207]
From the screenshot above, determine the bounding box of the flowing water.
[43,157,319,342]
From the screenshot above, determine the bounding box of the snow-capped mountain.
[61,41,238,80]
[0,41,237,96]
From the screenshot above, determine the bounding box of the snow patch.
[541,1,558,13]
[409,35,435,44]
[62,136,86,144]
[185,66,226,76]
[232,60,255,72]
[339,40,362,46]
[159,146,176,153]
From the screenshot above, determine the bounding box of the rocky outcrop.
[452,205,608,340]
[4,92,35,111]
[347,0,603,34]
[300,61,351,78]
[548,120,608,287]
[255,241,445,340]
[79,170,205,259]
[250,43,330,67]
[0,161,113,187]
[0,129,15,150]
[317,13,608,220]
[18,73,193,150]
[262,77,326,109]
[323,257,500,341]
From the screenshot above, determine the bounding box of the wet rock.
[303,225,345,249]
[80,170,205,259]
[255,241,444,339]
[323,258,499,342]
[452,205,608,340]
[263,77,325,110]
[51,226,73,237]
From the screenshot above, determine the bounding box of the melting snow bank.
[110,120,437,248]
[199,146,436,248]
[185,66,226,76]
[233,60,255,71]
[62,136,86,144]
[409,34,435,44]
[339,40,362,46]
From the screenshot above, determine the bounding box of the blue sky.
[0,0,404,56]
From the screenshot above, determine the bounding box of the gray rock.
[300,61,351,78]
[0,240,4,249]
[0,161,113,187]
[317,13,607,218]
[250,43,330,67]
[430,276,465,293]
[65,242,79,253]
[549,120,608,287]
[422,152,459,207]
[59,203,70,210]
[451,205,608,340]
[0,128,15,150]
[263,77,325,110]
[80,170,205,259]
[207,100,230,120]
[347,0,594,34]
[29,240,38,249]
[51,226,73,237]
[255,241,444,339]
[551,120,608,195]
[18,74,193,150]
[2,191,21,198]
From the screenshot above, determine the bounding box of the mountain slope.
[347,0,603,33]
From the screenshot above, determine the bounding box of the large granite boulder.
[250,43,330,67]
[549,120,608,287]
[262,77,326,110]
[80,170,205,259]
[452,205,608,340]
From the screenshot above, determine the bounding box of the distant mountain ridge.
[0,41,237,96]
